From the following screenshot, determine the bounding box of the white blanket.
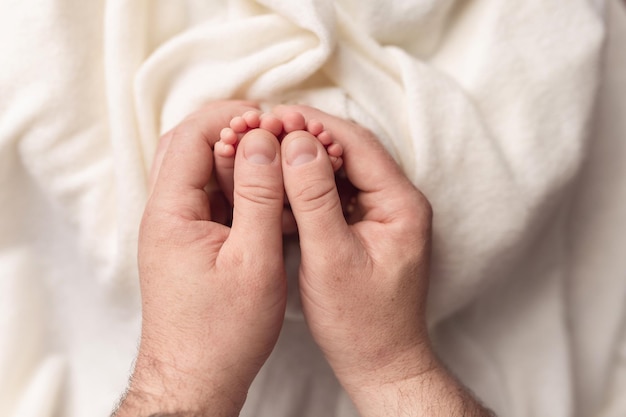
[1,1,624,416]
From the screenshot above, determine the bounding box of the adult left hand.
[274,105,494,417]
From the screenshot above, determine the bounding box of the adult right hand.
[115,104,287,417]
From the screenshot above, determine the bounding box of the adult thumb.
[281,131,350,248]
[228,129,284,256]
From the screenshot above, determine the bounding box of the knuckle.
[404,188,433,228]
[291,180,340,214]
[234,180,282,207]
[388,190,433,249]
[416,192,433,228]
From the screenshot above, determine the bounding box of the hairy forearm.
[343,355,495,417]
[112,353,245,417]
[113,390,214,417]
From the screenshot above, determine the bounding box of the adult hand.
[149,100,260,226]
[115,103,287,416]
[274,105,493,417]
[274,104,433,385]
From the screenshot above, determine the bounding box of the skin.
[213,108,344,234]
[113,102,494,417]
[274,105,494,417]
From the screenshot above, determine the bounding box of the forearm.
[342,353,495,417]
[112,352,246,417]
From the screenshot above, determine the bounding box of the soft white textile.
[0,0,624,416]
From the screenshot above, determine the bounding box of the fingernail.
[286,136,318,166]
[244,135,276,165]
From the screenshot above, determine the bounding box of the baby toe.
[220,127,239,145]
[317,131,333,147]
[326,142,343,157]
[260,114,284,137]
[215,141,236,158]
[230,116,248,132]
[282,111,306,132]
[330,155,344,172]
[242,110,261,129]
[307,119,324,136]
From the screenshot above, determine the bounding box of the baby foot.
[214,110,284,204]
[214,110,283,158]
[279,110,343,172]
[214,110,344,204]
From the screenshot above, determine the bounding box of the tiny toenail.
[286,136,318,166]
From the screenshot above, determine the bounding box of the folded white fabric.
[0,0,624,416]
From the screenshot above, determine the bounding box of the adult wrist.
[339,350,494,417]
[339,340,438,390]
[114,350,247,417]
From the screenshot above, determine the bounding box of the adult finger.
[281,131,351,248]
[190,99,259,139]
[228,129,285,255]
[148,128,174,196]
[148,101,260,207]
[273,105,428,222]
[149,117,215,221]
